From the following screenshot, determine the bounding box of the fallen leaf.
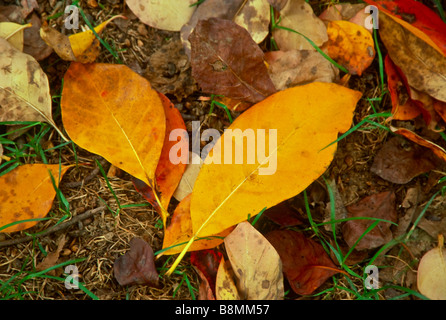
[193,266,215,300]
[224,222,284,299]
[378,12,446,103]
[267,0,288,11]
[319,3,367,23]
[370,136,441,184]
[0,164,71,233]
[216,257,240,300]
[326,20,375,75]
[390,127,446,163]
[323,179,348,233]
[0,38,68,141]
[39,22,76,61]
[23,13,53,61]
[132,93,187,226]
[61,62,166,188]
[272,0,328,51]
[191,249,222,298]
[172,152,203,202]
[233,0,270,44]
[265,229,339,295]
[36,235,67,274]
[113,237,159,287]
[0,21,29,51]
[342,191,397,250]
[126,0,196,31]
[263,201,302,227]
[265,49,339,90]
[189,18,276,103]
[417,235,446,299]
[394,186,420,238]
[0,144,3,165]
[384,55,421,121]
[162,194,232,255]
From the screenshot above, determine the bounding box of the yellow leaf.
[326,20,375,75]
[166,82,362,275]
[60,62,165,187]
[216,257,240,300]
[0,164,71,233]
[0,22,32,51]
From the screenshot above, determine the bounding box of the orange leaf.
[0,164,70,233]
[326,20,375,75]
[61,62,166,188]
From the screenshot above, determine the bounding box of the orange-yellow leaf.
[326,20,375,75]
[61,62,165,187]
[0,164,70,233]
[161,194,233,255]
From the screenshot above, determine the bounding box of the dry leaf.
[193,266,216,300]
[61,62,166,188]
[36,235,67,274]
[342,191,397,250]
[189,18,277,103]
[173,152,203,202]
[191,249,222,298]
[326,20,375,75]
[233,0,270,44]
[0,21,29,51]
[272,0,328,51]
[417,235,446,300]
[319,3,367,23]
[224,222,284,300]
[216,257,240,300]
[114,237,159,287]
[0,38,67,141]
[0,164,71,233]
[126,0,196,31]
[266,229,339,295]
[39,22,76,61]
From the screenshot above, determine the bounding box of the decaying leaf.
[342,191,397,250]
[172,152,203,202]
[263,201,302,227]
[417,235,446,300]
[126,0,196,31]
[0,38,68,141]
[193,266,216,300]
[224,222,284,299]
[216,257,240,300]
[326,20,375,75]
[265,229,339,295]
[189,18,276,103]
[36,235,67,274]
[272,0,328,51]
[39,22,76,61]
[0,21,30,51]
[0,164,71,233]
[265,49,339,90]
[114,237,159,287]
[319,3,367,23]
[61,62,166,188]
[371,136,441,184]
[378,12,446,103]
[233,0,270,44]
[191,249,222,298]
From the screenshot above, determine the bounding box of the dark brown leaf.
[190,249,222,298]
[371,136,440,184]
[263,201,302,227]
[342,191,397,251]
[189,18,276,103]
[113,238,159,287]
[265,230,339,295]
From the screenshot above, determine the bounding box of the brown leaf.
[265,229,339,295]
[263,201,302,227]
[36,235,66,274]
[193,266,216,300]
[371,136,441,184]
[23,13,53,61]
[189,18,276,103]
[342,191,397,251]
[113,238,159,287]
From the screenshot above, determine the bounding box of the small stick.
[0,207,105,248]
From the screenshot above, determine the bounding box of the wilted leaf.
[272,0,328,51]
[0,164,71,233]
[193,266,215,300]
[342,191,397,250]
[191,249,222,298]
[126,0,196,31]
[390,126,446,162]
[233,0,270,44]
[378,12,446,103]
[417,235,446,300]
[265,49,339,90]
[216,257,240,300]
[162,194,232,255]
[113,237,159,287]
[132,93,187,226]
[224,222,284,300]
[190,18,276,103]
[173,152,203,202]
[0,38,67,141]
[319,3,367,23]
[23,13,53,61]
[265,229,339,295]
[371,136,441,184]
[385,55,422,120]
[326,20,375,75]
[39,22,76,61]
[36,235,66,273]
[61,62,166,188]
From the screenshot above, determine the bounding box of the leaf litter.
[1,0,446,301]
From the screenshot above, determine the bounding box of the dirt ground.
[1,0,445,300]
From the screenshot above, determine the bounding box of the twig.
[0,207,105,248]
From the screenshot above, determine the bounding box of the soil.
[1,0,445,301]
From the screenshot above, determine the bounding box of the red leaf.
[265,230,339,295]
[190,249,223,297]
